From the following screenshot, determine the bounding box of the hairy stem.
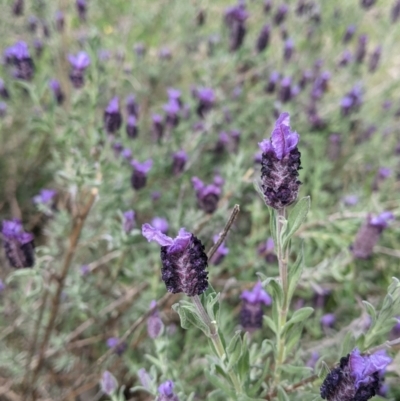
[192,295,242,397]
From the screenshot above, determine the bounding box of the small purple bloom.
[100,371,117,395]
[278,76,292,103]
[147,300,164,339]
[258,113,302,209]
[368,45,382,73]
[240,282,272,331]
[76,0,87,21]
[163,99,180,127]
[126,115,138,139]
[104,97,122,134]
[321,348,391,401]
[392,0,400,23]
[256,24,271,53]
[351,212,394,259]
[343,25,356,43]
[355,35,368,63]
[68,51,90,88]
[137,368,152,390]
[126,94,139,117]
[224,3,248,52]
[360,0,376,9]
[131,159,153,190]
[134,43,146,57]
[80,264,90,276]
[158,47,172,60]
[55,10,64,32]
[4,41,34,81]
[157,380,179,401]
[342,195,359,206]
[338,49,353,67]
[215,131,230,154]
[33,189,57,206]
[123,210,135,233]
[121,148,132,161]
[306,351,319,369]
[12,0,24,16]
[2,219,34,268]
[283,38,294,62]
[258,237,277,263]
[151,217,169,234]
[196,87,215,117]
[191,177,222,214]
[0,102,7,118]
[265,71,280,93]
[172,150,187,175]
[142,224,208,296]
[210,235,229,265]
[320,313,336,328]
[152,114,164,141]
[274,4,289,25]
[106,337,127,356]
[167,88,182,105]
[49,79,64,105]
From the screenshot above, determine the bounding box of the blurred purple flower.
[131,159,153,190]
[55,10,64,32]
[258,237,277,263]
[123,210,135,233]
[147,300,164,339]
[278,76,292,103]
[191,177,222,214]
[104,97,122,134]
[224,2,248,52]
[126,115,138,139]
[392,0,400,23]
[100,371,117,395]
[12,0,24,16]
[2,219,34,268]
[368,45,381,73]
[4,41,34,80]
[283,38,294,61]
[33,189,57,206]
[210,235,229,265]
[106,337,127,356]
[343,195,359,206]
[49,79,64,105]
[152,114,164,141]
[266,71,279,93]
[151,217,169,234]
[121,148,132,161]
[195,87,215,117]
[125,94,139,117]
[274,4,289,25]
[172,150,187,175]
[320,313,336,328]
[0,79,10,100]
[351,212,394,259]
[320,348,391,401]
[338,49,353,67]
[343,25,356,43]
[68,51,90,88]
[355,35,368,63]
[163,99,180,127]
[240,282,272,331]
[256,24,270,53]
[76,0,87,21]
[137,368,152,390]
[157,380,179,401]
[0,102,7,118]
[306,351,319,369]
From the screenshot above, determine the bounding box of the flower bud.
[320,348,391,401]
[4,41,34,81]
[142,224,208,297]
[157,380,179,401]
[2,219,34,268]
[49,79,64,105]
[68,52,90,88]
[100,371,117,396]
[258,113,302,209]
[126,115,138,139]
[104,97,122,134]
[256,24,270,53]
[106,337,127,356]
[191,177,222,214]
[131,159,153,190]
[172,150,187,175]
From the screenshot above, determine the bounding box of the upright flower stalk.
[258,113,306,387]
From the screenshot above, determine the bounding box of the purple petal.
[142,223,173,246]
[191,176,205,192]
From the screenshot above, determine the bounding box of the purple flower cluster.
[259,113,302,209]
[68,51,90,88]
[320,348,391,401]
[191,176,223,214]
[2,219,34,268]
[224,2,248,52]
[104,97,122,135]
[4,41,34,80]
[240,282,272,331]
[351,212,394,259]
[142,224,208,297]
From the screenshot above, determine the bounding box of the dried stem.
[29,189,97,396]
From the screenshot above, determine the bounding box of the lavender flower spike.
[49,79,64,105]
[142,224,208,296]
[191,177,222,214]
[240,282,272,331]
[104,97,122,134]
[68,51,90,88]
[100,371,117,395]
[106,337,127,356]
[131,159,153,190]
[157,380,180,401]
[351,212,394,259]
[320,348,391,401]
[258,112,302,209]
[2,219,34,268]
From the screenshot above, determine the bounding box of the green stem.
[192,295,242,397]
[274,207,289,385]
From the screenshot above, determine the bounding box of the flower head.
[195,87,215,117]
[258,113,301,209]
[157,380,179,401]
[49,79,64,104]
[126,115,138,139]
[240,282,272,331]
[123,210,135,233]
[191,177,222,214]
[172,150,187,175]
[33,189,57,205]
[4,41,34,80]
[106,337,127,356]
[2,219,34,268]
[100,371,117,396]
[131,159,153,190]
[320,348,391,401]
[151,217,169,234]
[68,51,90,70]
[351,212,394,259]
[104,97,122,134]
[142,224,208,296]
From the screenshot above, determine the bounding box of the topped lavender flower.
[320,348,391,401]
[33,189,56,205]
[157,380,179,401]
[104,97,122,134]
[191,176,222,214]
[4,41,34,80]
[142,224,208,296]
[131,159,153,190]
[2,219,34,268]
[258,113,301,209]
[68,51,90,88]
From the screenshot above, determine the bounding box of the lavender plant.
[0,1,399,400]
